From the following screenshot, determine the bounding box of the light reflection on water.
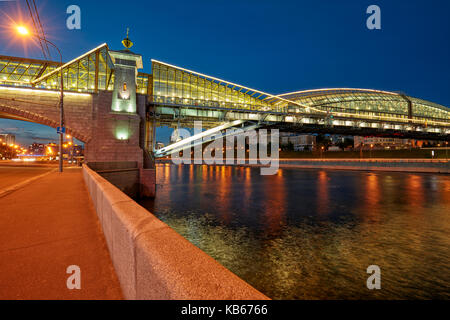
[140,164,450,299]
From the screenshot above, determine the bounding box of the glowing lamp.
[17,26,30,36]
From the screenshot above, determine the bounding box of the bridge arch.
[0,103,90,143]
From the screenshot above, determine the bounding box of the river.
[140,164,450,299]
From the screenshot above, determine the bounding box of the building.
[354,136,411,150]
[327,146,342,152]
[280,133,316,151]
[45,143,58,158]
[0,134,15,146]
[28,143,45,155]
[72,144,84,157]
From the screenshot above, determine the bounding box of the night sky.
[0,0,449,146]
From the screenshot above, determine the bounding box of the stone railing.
[82,164,268,300]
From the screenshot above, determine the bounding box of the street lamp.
[16,25,65,173]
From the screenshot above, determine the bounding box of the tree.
[316,134,332,150]
[282,141,294,151]
[337,137,354,150]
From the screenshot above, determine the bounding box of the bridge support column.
[85,93,144,167]
[145,109,157,152]
[140,168,156,197]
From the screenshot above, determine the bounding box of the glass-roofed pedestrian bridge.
[0,43,449,143]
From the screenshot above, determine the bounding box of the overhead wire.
[24,0,47,60]
[31,0,51,59]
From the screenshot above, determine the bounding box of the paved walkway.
[0,167,123,299]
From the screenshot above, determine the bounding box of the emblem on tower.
[122,28,133,50]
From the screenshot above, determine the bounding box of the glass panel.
[150,61,273,110]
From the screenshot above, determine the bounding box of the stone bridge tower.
[84,32,155,197]
[85,33,144,164]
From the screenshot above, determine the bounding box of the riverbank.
[277,158,449,174]
[279,148,449,159]
[156,158,449,174]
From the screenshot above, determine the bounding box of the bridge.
[1,41,449,168]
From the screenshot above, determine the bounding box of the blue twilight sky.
[0,0,449,146]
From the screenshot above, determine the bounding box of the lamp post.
[16,25,65,173]
[66,134,74,164]
[446,141,448,161]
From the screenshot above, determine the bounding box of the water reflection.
[407,175,424,213]
[363,173,381,223]
[316,171,329,216]
[262,169,286,236]
[140,164,450,299]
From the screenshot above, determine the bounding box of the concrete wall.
[97,169,140,198]
[84,92,145,167]
[88,161,154,198]
[88,161,138,171]
[140,168,156,197]
[277,159,450,173]
[82,164,268,300]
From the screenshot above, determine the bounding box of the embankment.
[82,164,268,300]
[277,159,449,173]
[156,158,449,173]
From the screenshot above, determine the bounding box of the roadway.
[0,162,56,191]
